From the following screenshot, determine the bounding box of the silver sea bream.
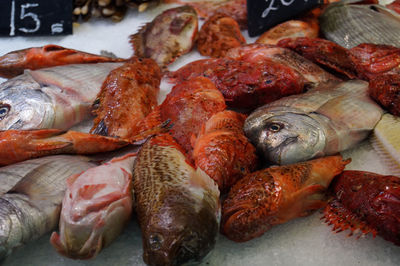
[0,62,123,131]
[244,80,384,165]
[320,1,400,48]
[0,155,97,260]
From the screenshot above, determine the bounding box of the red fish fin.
[322,199,377,238]
[129,22,149,58]
[78,184,107,200]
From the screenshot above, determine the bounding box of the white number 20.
[10,1,41,36]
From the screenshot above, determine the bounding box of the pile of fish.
[1,0,400,265]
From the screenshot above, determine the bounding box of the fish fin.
[78,184,107,200]
[191,168,220,195]
[129,119,171,144]
[322,199,377,238]
[129,23,149,58]
[29,129,64,138]
[91,120,109,136]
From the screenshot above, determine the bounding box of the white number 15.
[10,1,41,36]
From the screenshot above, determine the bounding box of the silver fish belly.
[320,2,400,48]
[0,62,123,130]
[0,155,96,260]
[244,80,384,165]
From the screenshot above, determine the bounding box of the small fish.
[91,58,161,139]
[225,43,339,85]
[320,1,400,48]
[222,155,350,242]
[133,133,220,266]
[244,80,383,165]
[130,5,198,68]
[0,155,97,260]
[51,153,135,259]
[0,62,123,131]
[256,20,319,45]
[323,170,400,246]
[193,110,259,192]
[197,13,246,58]
[0,44,125,79]
[0,129,131,166]
[370,113,400,176]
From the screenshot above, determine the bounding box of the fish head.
[244,110,326,165]
[142,197,218,266]
[0,75,54,130]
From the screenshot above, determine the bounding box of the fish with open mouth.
[0,155,97,261]
[0,62,123,131]
[244,80,383,165]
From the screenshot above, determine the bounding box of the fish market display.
[168,58,306,109]
[0,129,130,166]
[133,133,220,265]
[0,45,124,79]
[159,76,226,156]
[244,80,383,165]
[51,153,136,259]
[91,58,161,139]
[278,37,358,79]
[256,20,319,45]
[222,155,350,242]
[320,1,400,48]
[193,110,259,192]
[197,13,246,58]
[0,155,97,260]
[371,113,400,175]
[225,43,338,85]
[323,170,400,246]
[387,0,400,14]
[130,5,198,68]
[0,62,123,131]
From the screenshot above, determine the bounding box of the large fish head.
[142,195,219,266]
[244,111,326,165]
[0,75,54,130]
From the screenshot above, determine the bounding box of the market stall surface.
[1,1,400,265]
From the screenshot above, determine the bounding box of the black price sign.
[247,0,323,37]
[0,0,72,37]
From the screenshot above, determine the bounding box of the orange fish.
[0,44,125,79]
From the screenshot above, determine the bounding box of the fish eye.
[0,104,10,120]
[267,122,283,132]
[149,233,164,250]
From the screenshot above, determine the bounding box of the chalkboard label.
[247,0,323,37]
[0,0,72,37]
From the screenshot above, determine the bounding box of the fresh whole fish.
[51,153,136,259]
[130,5,198,68]
[244,80,383,165]
[320,1,400,48]
[0,155,97,260]
[222,155,350,242]
[133,133,220,266]
[0,44,125,79]
[0,62,123,131]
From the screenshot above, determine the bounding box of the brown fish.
[133,133,220,266]
[130,5,198,68]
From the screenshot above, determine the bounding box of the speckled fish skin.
[50,153,135,259]
[133,133,220,266]
[244,80,383,165]
[0,155,96,261]
[320,1,400,48]
[0,62,123,131]
[225,43,339,85]
[130,5,198,68]
[0,44,125,79]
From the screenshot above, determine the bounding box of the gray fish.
[0,155,97,260]
[0,62,123,131]
[244,80,383,165]
[320,1,400,48]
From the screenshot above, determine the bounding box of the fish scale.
[321,3,400,48]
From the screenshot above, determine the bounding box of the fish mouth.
[265,136,298,164]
